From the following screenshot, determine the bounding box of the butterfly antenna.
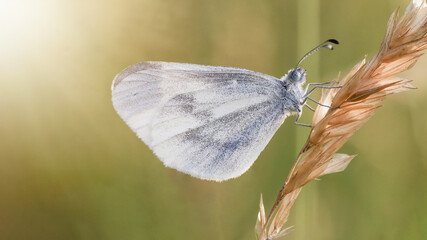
[295,39,339,69]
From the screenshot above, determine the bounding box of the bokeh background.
[1,0,426,239]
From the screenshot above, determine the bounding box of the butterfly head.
[287,67,306,84]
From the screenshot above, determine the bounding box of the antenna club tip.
[327,39,339,44]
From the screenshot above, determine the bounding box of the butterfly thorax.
[280,68,306,113]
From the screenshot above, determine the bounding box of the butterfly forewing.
[112,61,291,181]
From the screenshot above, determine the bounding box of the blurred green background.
[1,0,426,239]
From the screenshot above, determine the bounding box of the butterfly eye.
[289,68,305,82]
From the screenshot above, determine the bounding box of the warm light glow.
[0,0,59,65]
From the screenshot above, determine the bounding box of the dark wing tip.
[112,61,162,90]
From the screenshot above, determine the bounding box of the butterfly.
[111,39,339,181]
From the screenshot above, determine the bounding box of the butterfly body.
[281,67,307,113]
[112,61,308,181]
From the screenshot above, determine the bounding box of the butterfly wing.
[112,61,292,181]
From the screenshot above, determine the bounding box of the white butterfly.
[112,40,339,181]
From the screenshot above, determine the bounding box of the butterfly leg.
[304,103,315,111]
[306,97,338,109]
[302,81,337,95]
[294,111,312,128]
[303,85,342,98]
[301,84,342,109]
[296,84,341,127]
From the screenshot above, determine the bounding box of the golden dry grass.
[256,0,427,239]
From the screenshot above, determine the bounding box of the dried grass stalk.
[255,0,427,239]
